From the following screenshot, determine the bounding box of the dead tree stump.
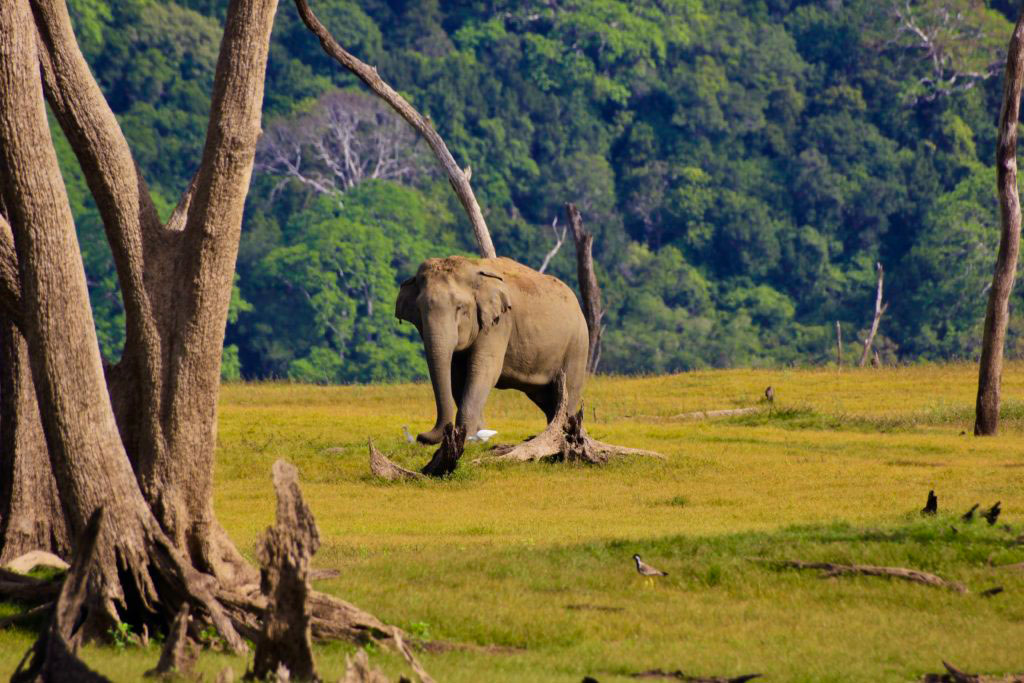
[145,604,198,678]
[248,461,320,682]
[11,509,111,683]
[483,371,661,464]
[420,424,466,477]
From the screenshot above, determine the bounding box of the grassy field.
[3,363,1024,681]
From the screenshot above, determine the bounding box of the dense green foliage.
[59,0,1024,380]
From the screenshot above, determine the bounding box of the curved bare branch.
[291,0,496,258]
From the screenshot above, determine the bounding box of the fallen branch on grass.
[772,560,967,593]
[922,660,1024,682]
[630,670,761,682]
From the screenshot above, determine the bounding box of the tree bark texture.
[565,204,603,373]
[975,7,1024,436]
[0,317,70,563]
[291,0,497,259]
[858,262,888,368]
[31,0,280,585]
[0,0,245,646]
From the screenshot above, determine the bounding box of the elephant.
[395,255,588,445]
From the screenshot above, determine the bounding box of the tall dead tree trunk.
[0,317,70,563]
[291,0,496,259]
[975,7,1024,436]
[565,204,603,373]
[858,262,888,368]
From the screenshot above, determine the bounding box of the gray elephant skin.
[395,255,588,445]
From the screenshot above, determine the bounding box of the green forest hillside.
[59,0,1024,381]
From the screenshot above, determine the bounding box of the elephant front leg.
[456,348,504,437]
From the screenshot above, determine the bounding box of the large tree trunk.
[975,7,1024,436]
[31,0,275,585]
[0,0,245,645]
[0,317,70,563]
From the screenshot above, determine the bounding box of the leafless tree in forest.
[888,0,1007,102]
[975,6,1024,436]
[0,0,405,658]
[858,263,889,368]
[255,90,428,198]
[537,217,567,274]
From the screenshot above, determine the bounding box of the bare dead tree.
[976,6,1024,436]
[537,217,567,274]
[566,204,603,373]
[889,0,1005,103]
[292,0,496,258]
[255,90,426,198]
[835,321,843,367]
[858,262,889,368]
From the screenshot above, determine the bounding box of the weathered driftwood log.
[419,424,466,477]
[775,560,967,593]
[369,439,424,482]
[481,371,661,464]
[145,604,198,678]
[629,670,761,682]
[248,460,320,682]
[11,509,111,683]
[923,660,1024,682]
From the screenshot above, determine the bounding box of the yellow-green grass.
[3,363,1024,681]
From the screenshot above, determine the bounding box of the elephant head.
[396,257,511,443]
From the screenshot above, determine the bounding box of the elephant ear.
[477,271,511,329]
[395,276,421,326]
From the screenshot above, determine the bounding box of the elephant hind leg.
[526,384,560,424]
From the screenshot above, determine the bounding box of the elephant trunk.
[419,324,456,444]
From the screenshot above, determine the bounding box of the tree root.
[922,660,1024,682]
[772,560,967,593]
[479,372,662,464]
[12,509,111,683]
[371,372,660,478]
[145,604,197,678]
[419,425,465,477]
[0,568,62,606]
[369,425,466,481]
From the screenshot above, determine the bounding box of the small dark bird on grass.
[633,554,668,578]
[983,502,1002,526]
[764,386,774,403]
[921,490,938,516]
[962,503,979,522]
[980,586,1004,598]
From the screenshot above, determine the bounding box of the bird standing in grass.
[633,554,668,587]
[402,425,414,444]
[921,490,938,516]
[983,502,1002,526]
[764,386,774,404]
